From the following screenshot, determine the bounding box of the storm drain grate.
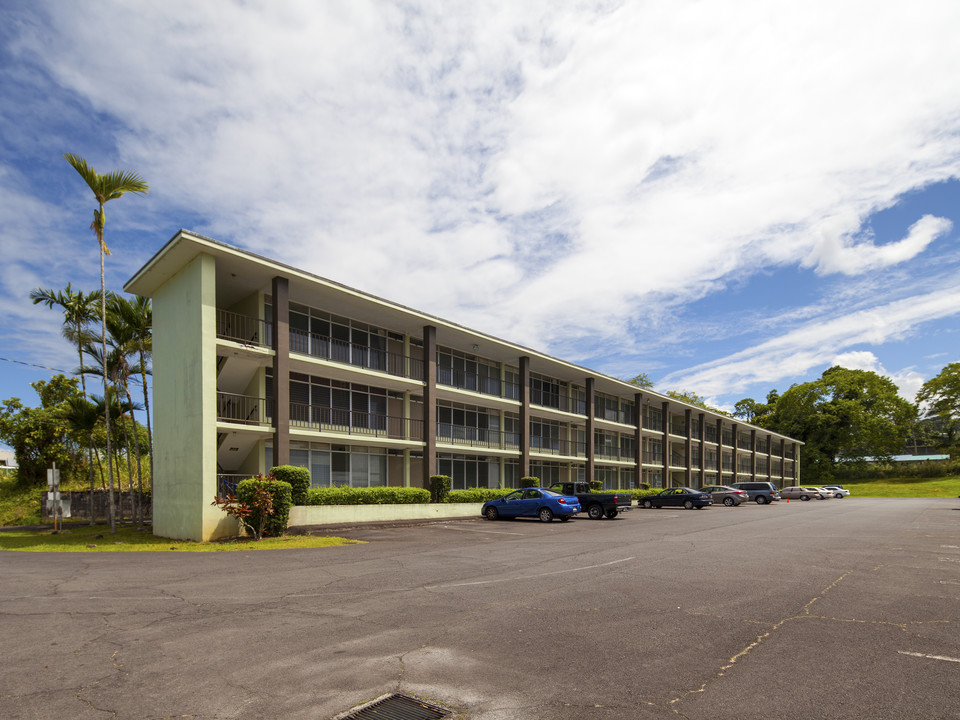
[333,692,451,720]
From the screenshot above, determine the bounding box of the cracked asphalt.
[1,497,958,719]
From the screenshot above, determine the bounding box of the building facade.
[126,231,801,540]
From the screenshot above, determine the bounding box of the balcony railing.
[216,473,252,496]
[644,416,663,432]
[530,393,586,415]
[217,392,269,425]
[289,327,424,381]
[217,309,270,346]
[290,403,423,440]
[437,368,520,400]
[530,436,586,457]
[437,424,520,450]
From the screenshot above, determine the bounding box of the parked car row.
[480,482,851,522]
[781,485,850,500]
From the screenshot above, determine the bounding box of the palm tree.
[59,395,102,523]
[64,153,148,534]
[108,293,153,482]
[31,284,101,516]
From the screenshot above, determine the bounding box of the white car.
[824,485,850,498]
[815,487,835,499]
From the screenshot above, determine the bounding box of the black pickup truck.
[546,481,631,520]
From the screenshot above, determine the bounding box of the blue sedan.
[482,488,581,522]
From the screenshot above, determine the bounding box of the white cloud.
[660,284,960,401]
[4,0,960,406]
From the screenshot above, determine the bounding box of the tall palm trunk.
[138,354,153,510]
[99,241,116,533]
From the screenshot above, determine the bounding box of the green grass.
[838,476,960,498]
[0,523,361,552]
[0,475,43,526]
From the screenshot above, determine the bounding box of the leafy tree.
[916,363,960,455]
[664,389,724,414]
[0,376,86,486]
[108,293,153,481]
[625,373,654,388]
[764,366,916,482]
[733,398,759,421]
[31,283,102,516]
[64,153,148,533]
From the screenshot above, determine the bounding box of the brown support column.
[585,378,595,486]
[750,429,757,480]
[661,401,669,486]
[634,393,643,488]
[684,408,693,487]
[731,423,739,482]
[766,433,773,482]
[780,438,786,483]
[716,418,723,481]
[520,357,530,478]
[698,413,705,486]
[794,442,801,482]
[271,276,290,467]
[422,325,437,486]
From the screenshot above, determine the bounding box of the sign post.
[47,463,61,531]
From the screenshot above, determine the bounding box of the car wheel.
[606,509,618,519]
[684,500,694,510]
[588,504,604,520]
[539,507,554,523]
[801,495,810,501]
[642,499,653,509]
[756,495,768,505]
[484,506,499,521]
[723,497,734,506]
[560,516,570,522]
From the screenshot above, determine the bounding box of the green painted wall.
[152,253,235,540]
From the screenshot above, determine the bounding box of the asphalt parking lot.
[1,497,958,720]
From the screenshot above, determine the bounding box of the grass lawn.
[0,523,361,552]
[839,476,960,498]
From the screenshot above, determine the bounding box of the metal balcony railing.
[289,403,423,440]
[217,392,269,425]
[217,309,269,346]
[530,436,586,457]
[436,368,520,400]
[530,392,586,415]
[436,424,520,450]
[289,327,424,381]
[216,473,252,497]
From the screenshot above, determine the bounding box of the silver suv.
[729,481,781,504]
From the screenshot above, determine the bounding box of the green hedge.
[237,476,292,537]
[270,465,311,505]
[612,487,663,501]
[837,459,960,481]
[430,474,452,503]
[445,488,513,503]
[520,476,539,488]
[305,486,431,506]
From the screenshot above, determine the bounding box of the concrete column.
[794,442,801,482]
[271,276,290,467]
[766,434,773,481]
[716,418,723,480]
[422,325,437,485]
[586,378,595,485]
[520,356,530,477]
[780,438,786,482]
[750,429,757,480]
[684,408,693,487]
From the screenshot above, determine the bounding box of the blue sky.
[2,1,960,450]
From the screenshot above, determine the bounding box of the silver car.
[781,486,820,501]
[701,484,749,506]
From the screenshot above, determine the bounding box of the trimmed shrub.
[430,474,452,503]
[616,487,664,501]
[236,474,292,537]
[305,486,431,506]
[520,476,539,488]
[588,479,603,492]
[446,488,514,503]
[270,465,311,505]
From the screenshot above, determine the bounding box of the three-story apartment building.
[126,231,801,540]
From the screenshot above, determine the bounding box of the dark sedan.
[640,487,713,510]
